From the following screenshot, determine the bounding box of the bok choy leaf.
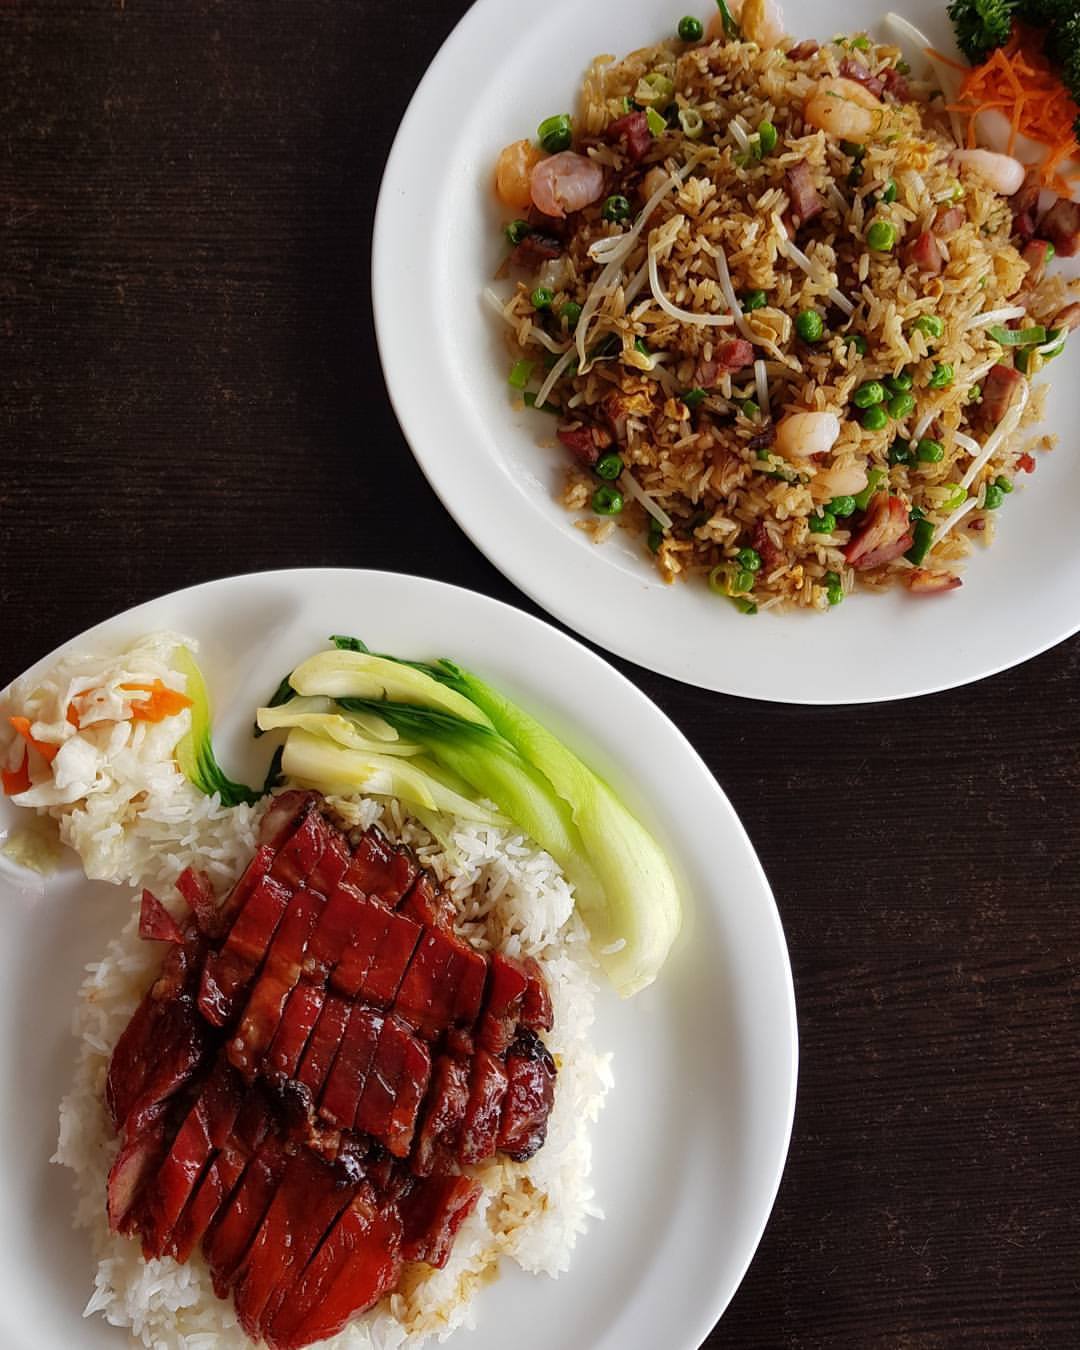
[172,646,261,807]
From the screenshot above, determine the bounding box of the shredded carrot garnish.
[928,47,970,74]
[949,25,1080,192]
[120,680,193,723]
[8,715,59,764]
[2,752,31,796]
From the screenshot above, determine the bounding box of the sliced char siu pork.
[105,792,559,1349]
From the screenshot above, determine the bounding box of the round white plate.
[0,569,796,1350]
[373,0,1080,702]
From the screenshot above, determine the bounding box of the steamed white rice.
[54,796,611,1349]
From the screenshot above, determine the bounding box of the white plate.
[373,0,1080,702]
[0,568,796,1350]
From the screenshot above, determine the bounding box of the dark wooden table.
[3,3,1078,1346]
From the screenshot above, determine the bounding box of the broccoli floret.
[948,0,1019,62]
[1043,13,1080,137]
[1017,0,1075,27]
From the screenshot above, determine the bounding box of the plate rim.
[0,565,799,1348]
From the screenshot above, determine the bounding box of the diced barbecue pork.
[784,160,824,228]
[1039,197,1080,257]
[105,792,558,1350]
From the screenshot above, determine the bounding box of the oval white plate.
[0,569,796,1350]
[373,0,1080,702]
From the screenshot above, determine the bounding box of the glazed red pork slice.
[497,1030,557,1161]
[411,1052,471,1176]
[169,1089,274,1262]
[263,1191,404,1350]
[359,907,424,1008]
[353,1014,432,1157]
[477,952,529,1055]
[458,1050,509,1165]
[328,895,397,999]
[345,826,417,903]
[228,886,326,1078]
[138,1058,244,1257]
[318,1006,384,1130]
[205,1134,291,1298]
[399,1174,482,1267]
[263,983,326,1081]
[232,1149,354,1339]
[198,874,291,1027]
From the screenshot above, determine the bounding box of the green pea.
[916,437,944,462]
[592,485,623,515]
[995,475,1014,493]
[742,289,767,312]
[867,220,898,251]
[888,440,913,465]
[537,114,573,153]
[853,381,886,408]
[847,162,865,187]
[829,495,857,517]
[733,568,756,592]
[508,358,534,390]
[928,362,954,389]
[826,579,844,606]
[852,34,871,50]
[561,301,583,328]
[677,14,704,41]
[886,369,913,393]
[601,194,632,222]
[648,519,665,553]
[844,334,868,356]
[681,387,707,408]
[530,286,554,310]
[913,314,944,339]
[862,405,889,431]
[733,150,753,169]
[896,59,911,75]
[882,180,898,203]
[840,140,866,159]
[505,219,531,245]
[736,547,762,572]
[595,453,624,481]
[983,483,1005,510]
[887,391,916,420]
[757,119,778,154]
[741,398,760,419]
[796,309,825,343]
[809,511,837,533]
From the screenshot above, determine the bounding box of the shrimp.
[950,149,1026,197]
[803,78,881,141]
[495,140,544,210]
[530,151,606,219]
[774,411,841,459]
[813,458,869,499]
[706,0,786,47]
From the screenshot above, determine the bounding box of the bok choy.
[258,644,681,995]
[172,646,261,807]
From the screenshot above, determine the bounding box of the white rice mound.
[0,631,263,896]
[54,793,612,1350]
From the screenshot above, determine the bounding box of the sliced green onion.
[853,467,886,510]
[537,114,573,153]
[678,106,705,139]
[530,286,554,310]
[905,517,934,565]
[756,119,778,154]
[715,0,740,40]
[636,72,676,106]
[646,106,667,136]
[681,387,708,408]
[987,324,1047,347]
[524,391,559,414]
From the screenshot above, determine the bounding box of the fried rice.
[490,18,1080,612]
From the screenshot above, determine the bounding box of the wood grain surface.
[2,3,1078,1346]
